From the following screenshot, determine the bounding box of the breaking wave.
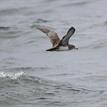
[0,72,103,106]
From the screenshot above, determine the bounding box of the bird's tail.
[46,47,58,51]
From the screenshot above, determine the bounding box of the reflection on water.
[0,0,107,107]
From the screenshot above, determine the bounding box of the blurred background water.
[0,0,107,107]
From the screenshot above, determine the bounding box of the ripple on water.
[61,0,94,8]
[34,18,50,24]
[0,26,10,30]
[0,72,104,106]
[0,26,22,39]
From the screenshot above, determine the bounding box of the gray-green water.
[0,0,107,107]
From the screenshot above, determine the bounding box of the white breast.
[59,46,68,51]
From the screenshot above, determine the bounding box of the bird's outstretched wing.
[36,25,60,48]
[59,27,75,46]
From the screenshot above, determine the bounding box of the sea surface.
[0,0,107,107]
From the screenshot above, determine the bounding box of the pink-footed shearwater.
[36,25,78,51]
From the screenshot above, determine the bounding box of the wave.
[0,72,103,106]
[0,72,24,79]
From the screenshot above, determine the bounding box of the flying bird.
[36,25,78,51]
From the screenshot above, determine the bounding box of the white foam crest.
[0,72,24,79]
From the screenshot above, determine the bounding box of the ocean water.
[0,0,107,107]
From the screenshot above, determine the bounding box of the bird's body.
[36,25,77,51]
